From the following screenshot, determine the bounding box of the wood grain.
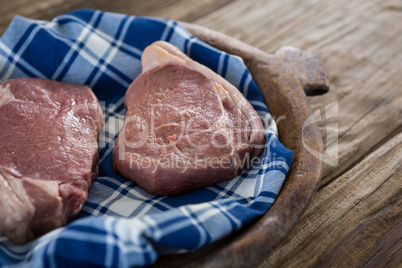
[0,0,235,35]
[262,131,402,267]
[0,0,401,267]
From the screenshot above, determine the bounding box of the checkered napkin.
[0,9,292,268]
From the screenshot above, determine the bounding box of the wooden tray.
[153,23,329,267]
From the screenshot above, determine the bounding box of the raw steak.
[0,78,103,244]
[113,41,265,195]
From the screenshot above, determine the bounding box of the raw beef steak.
[0,78,103,244]
[113,41,265,195]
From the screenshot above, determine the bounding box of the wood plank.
[261,131,402,267]
[315,201,402,267]
[0,0,235,35]
[362,221,402,267]
[310,5,402,186]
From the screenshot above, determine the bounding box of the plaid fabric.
[0,9,292,268]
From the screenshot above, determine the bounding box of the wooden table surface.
[1,0,401,267]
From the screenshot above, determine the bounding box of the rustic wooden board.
[1,0,401,267]
[186,1,402,267]
[263,131,402,268]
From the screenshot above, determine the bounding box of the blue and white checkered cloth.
[0,9,292,268]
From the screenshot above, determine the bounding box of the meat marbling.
[0,78,103,244]
[113,41,265,195]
